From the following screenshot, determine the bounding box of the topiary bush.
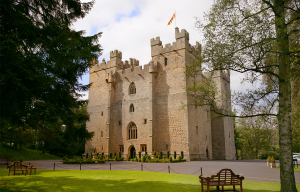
[174,151,177,159]
[109,153,112,159]
[169,156,172,162]
[139,152,141,159]
[167,151,170,159]
[160,152,163,158]
[181,151,184,159]
[127,155,131,161]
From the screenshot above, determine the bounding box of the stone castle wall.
[85,28,235,160]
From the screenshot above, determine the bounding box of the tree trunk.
[274,0,297,191]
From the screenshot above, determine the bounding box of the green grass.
[0,169,299,192]
[0,145,61,161]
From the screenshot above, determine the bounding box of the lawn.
[0,169,299,192]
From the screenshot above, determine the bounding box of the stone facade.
[85,28,235,160]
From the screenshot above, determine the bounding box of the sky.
[73,0,245,100]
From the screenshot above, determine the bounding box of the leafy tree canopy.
[187,0,299,191]
[0,0,101,154]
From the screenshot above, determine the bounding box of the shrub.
[114,152,117,158]
[271,156,275,163]
[145,151,147,155]
[127,155,131,161]
[169,156,172,162]
[267,156,271,162]
[258,150,279,160]
[133,151,136,158]
[167,151,170,159]
[109,153,112,159]
[178,155,182,161]
[181,151,184,159]
[160,152,163,158]
[114,156,117,161]
[158,155,161,159]
[101,153,104,159]
[174,151,177,159]
[139,152,141,159]
[119,152,122,159]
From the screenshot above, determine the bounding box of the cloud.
[74,0,253,97]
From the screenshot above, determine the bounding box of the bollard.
[201,167,202,175]
[168,165,170,173]
[54,162,55,170]
[110,163,111,170]
[80,162,81,171]
[141,164,143,171]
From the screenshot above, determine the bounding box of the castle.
[85,28,235,160]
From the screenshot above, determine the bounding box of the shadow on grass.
[0,170,294,192]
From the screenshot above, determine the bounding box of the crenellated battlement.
[150,37,162,47]
[175,27,189,40]
[110,50,122,59]
[150,28,201,57]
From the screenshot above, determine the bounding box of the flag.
[168,12,175,26]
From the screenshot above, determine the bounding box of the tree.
[187,0,299,191]
[0,0,101,153]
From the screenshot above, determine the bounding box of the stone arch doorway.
[129,145,136,158]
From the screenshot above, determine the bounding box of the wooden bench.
[8,161,31,176]
[199,169,244,192]
[27,165,37,174]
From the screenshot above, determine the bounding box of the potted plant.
[270,156,276,168]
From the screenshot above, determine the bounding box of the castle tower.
[86,28,235,160]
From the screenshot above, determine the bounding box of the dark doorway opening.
[130,146,136,158]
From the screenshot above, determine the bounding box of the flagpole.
[175,10,176,28]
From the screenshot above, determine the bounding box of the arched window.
[130,104,134,112]
[128,122,137,140]
[129,82,136,94]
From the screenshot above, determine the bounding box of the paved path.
[21,159,300,184]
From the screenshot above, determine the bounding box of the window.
[119,145,124,153]
[101,146,103,150]
[165,58,167,66]
[144,119,147,124]
[101,111,103,116]
[196,126,198,135]
[129,82,136,94]
[119,121,122,126]
[141,144,147,152]
[130,104,135,112]
[101,131,103,137]
[128,122,137,140]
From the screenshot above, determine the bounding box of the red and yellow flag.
[168,12,175,25]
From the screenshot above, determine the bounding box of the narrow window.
[206,135,207,141]
[101,111,103,116]
[101,146,103,150]
[119,145,124,152]
[130,104,135,112]
[141,144,147,152]
[101,131,103,137]
[196,126,198,135]
[165,58,167,66]
[121,103,122,108]
[144,119,147,124]
[129,82,136,94]
[119,121,121,126]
